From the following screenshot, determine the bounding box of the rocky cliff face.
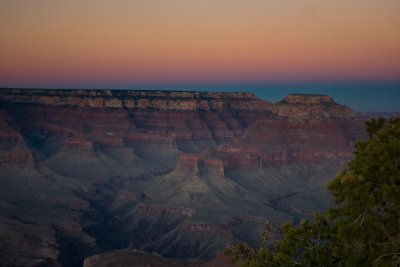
[0,89,367,267]
[0,89,274,155]
[0,89,267,110]
[273,94,354,120]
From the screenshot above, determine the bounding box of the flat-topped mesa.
[0,89,270,111]
[273,94,354,120]
[0,89,258,100]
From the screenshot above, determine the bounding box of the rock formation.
[0,89,367,267]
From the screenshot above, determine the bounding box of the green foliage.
[225,117,400,266]
[224,221,274,267]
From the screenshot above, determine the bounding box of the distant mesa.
[0,89,351,119]
[0,89,265,111]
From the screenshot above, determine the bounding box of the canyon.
[0,89,368,266]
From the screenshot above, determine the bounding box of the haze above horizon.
[1,0,399,111]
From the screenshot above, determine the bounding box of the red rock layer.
[0,89,366,169]
[0,109,37,166]
[0,90,273,152]
[0,89,267,111]
[213,117,363,169]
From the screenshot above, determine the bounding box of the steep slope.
[0,89,367,266]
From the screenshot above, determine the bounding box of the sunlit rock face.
[0,89,367,267]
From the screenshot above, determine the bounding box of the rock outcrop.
[272,94,354,120]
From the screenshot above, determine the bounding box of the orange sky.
[1,0,399,86]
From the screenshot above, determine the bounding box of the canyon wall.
[0,89,367,267]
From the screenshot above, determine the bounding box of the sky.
[0,0,399,111]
